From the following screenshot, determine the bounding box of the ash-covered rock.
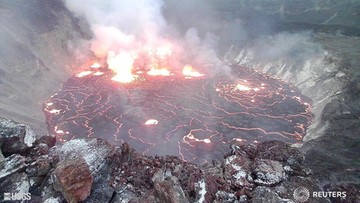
[0,154,28,180]
[224,154,252,188]
[251,159,286,186]
[49,138,114,174]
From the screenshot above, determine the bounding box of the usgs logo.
[3,192,32,201]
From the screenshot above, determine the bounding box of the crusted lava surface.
[44,65,312,163]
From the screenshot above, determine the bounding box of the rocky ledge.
[1,117,358,203]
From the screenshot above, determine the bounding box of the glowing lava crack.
[44,65,312,164]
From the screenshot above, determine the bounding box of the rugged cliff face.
[0,0,90,134]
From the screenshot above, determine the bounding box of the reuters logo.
[293,187,310,202]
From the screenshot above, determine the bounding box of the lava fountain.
[44,56,312,163]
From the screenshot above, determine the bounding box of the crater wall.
[0,0,90,133]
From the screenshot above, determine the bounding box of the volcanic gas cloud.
[45,0,313,163]
[64,0,219,83]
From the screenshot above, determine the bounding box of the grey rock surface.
[0,154,27,180]
[251,186,293,203]
[0,0,91,134]
[49,138,114,174]
[0,172,30,199]
[251,159,286,186]
[0,116,36,154]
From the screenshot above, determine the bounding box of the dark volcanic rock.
[85,161,115,203]
[154,178,188,203]
[323,183,360,203]
[35,134,57,148]
[26,155,52,177]
[0,117,36,155]
[256,141,304,164]
[251,186,289,203]
[255,141,309,177]
[224,154,253,188]
[213,190,238,203]
[52,156,93,203]
[30,143,49,157]
[230,143,257,159]
[27,135,56,159]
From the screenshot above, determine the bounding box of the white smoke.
[64,0,225,81]
[64,0,166,36]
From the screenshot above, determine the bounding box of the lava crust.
[44,65,312,163]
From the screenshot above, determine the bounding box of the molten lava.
[107,51,137,83]
[44,63,312,164]
[76,71,93,78]
[147,68,172,76]
[90,62,101,69]
[182,65,205,78]
[145,119,159,125]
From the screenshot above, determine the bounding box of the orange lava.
[182,65,204,77]
[147,68,172,76]
[107,51,137,83]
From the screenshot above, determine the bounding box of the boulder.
[224,154,252,188]
[52,156,93,203]
[50,138,114,174]
[255,141,304,165]
[0,117,36,155]
[154,178,188,203]
[251,159,286,186]
[84,163,115,203]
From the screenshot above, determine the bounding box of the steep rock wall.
[0,0,90,134]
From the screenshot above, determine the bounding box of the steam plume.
[64,0,223,82]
